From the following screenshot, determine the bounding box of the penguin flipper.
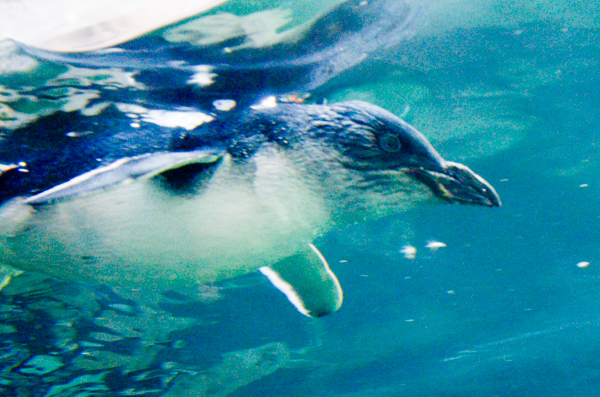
[24,149,224,205]
[260,244,343,318]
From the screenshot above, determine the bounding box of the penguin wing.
[25,149,224,205]
[260,243,343,318]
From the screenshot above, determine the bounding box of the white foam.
[251,96,277,110]
[213,99,236,111]
[188,65,217,87]
[141,110,214,130]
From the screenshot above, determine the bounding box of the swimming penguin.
[0,100,500,317]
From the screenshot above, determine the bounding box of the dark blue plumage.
[1,0,425,204]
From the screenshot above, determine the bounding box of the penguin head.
[329,101,447,174]
[320,101,501,210]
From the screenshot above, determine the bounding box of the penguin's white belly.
[1,158,330,289]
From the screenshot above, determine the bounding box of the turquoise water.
[2,0,600,396]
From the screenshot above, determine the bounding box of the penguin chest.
[1,155,331,288]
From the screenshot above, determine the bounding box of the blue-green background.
[2,0,600,395]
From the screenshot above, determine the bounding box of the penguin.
[0,100,500,317]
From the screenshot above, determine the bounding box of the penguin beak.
[407,161,501,207]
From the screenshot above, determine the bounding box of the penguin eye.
[379,133,402,153]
